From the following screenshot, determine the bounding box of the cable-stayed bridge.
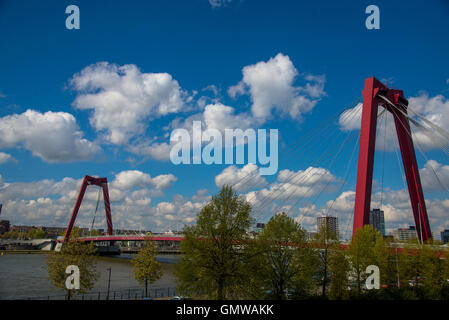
[62,77,449,247]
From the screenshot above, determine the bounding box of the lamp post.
[106,267,112,300]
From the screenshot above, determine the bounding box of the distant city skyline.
[0,1,448,238]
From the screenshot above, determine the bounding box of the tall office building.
[317,216,339,239]
[441,230,449,244]
[393,226,417,241]
[0,220,10,235]
[369,208,386,236]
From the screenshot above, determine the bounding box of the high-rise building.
[393,226,417,241]
[441,230,449,244]
[0,220,10,235]
[369,208,385,236]
[317,216,339,239]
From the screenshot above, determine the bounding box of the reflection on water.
[0,253,180,299]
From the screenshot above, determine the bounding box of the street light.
[106,267,112,300]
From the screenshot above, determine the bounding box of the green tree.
[60,226,83,238]
[398,244,449,299]
[131,240,163,298]
[312,225,340,298]
[1,230,21,239]
[328,249,350,300]
[347,225,387,296]
[28,228,47,239]
[46,241,99,299]
[245,212,316,300]
[174,185,252,299]
[89,229,101,236]
[420,246,449,299]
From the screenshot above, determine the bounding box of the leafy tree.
[89,229,101,236]
[245,212,316,300]
[312,225,340,298]
[46,241,99,299]
[328,249,350,300]
[70,226,83,238]
[1,230,22,239]
[174,185,252,299]
[131,240,163,298]
[398,244,449,299]
[27,228,47,239]
[60,226,83,238]
[347,225,387,296]
[420,246,449,299]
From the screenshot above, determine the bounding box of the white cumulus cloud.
[0,110,99,162]
[215,164,268,192]
[0,170,181,231]
[208,0,233,8]
[338,91,449,152]
[420,159,449,192]
[0,152,15,164]
[70,62,190,145]
[229,53,325,123]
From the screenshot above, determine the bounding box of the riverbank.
[0,253,178,299]
[1,250,50,254]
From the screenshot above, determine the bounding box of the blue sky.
[0,0,448,238]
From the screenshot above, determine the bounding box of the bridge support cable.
[231,98,362,193]
[256,103,380,225]
[90,187,103,236]
[380,96,449,196]
[379,97,432,243]
[296,131,360,230]
[250,105,361,221]
[251,124,351,220]
[400,104,449,157]
[252,104,363,223]
[379,108,388,211]
[235,112,342,193]
[387,103,449,197]
[378,95,449,157]
[387,105,427,244]
[265,130,359,224]
[247,107,358,217]
[405,103,449,145]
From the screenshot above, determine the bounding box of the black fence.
[24,286,178,300]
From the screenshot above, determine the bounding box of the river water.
[0,253,180,300]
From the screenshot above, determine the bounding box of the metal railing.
[22,286,178,300]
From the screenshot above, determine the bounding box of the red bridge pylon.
[353,77,432,242]
[64,175,113,242]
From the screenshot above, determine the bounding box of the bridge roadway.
[71,234,184,242]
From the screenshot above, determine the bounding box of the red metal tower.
[64,175,113,242]
[353,77,432,242]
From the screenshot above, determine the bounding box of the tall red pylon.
[64,175,113,242]
[353,77,432,242]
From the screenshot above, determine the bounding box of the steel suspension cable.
[252,104,362,222]
[230,97,363,193]
[232,98,363,193]
[235,110,345,193]
[296,131,360,227]
[381,96,449,195]
[380,109,387,210]
[386,103,428,244]
[90,187,102,236]
[275,130,358,222]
